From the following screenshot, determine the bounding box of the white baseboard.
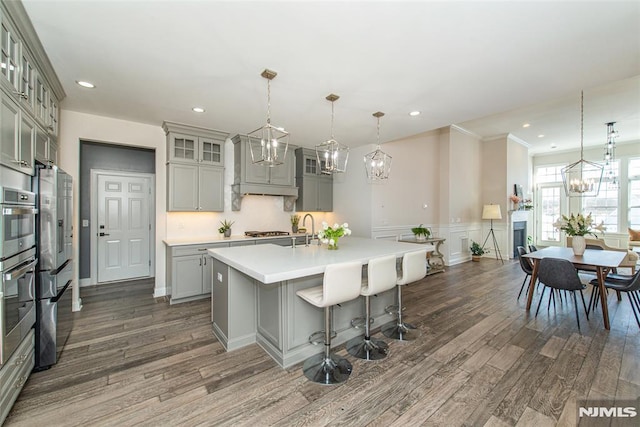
[73,298,83,312]
[153,286,168,298]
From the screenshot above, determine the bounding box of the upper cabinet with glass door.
[163,121,228,167]
[0,17,19,95]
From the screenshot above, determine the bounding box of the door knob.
[99,232,110,237]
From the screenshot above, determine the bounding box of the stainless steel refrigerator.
[34,165,74,370]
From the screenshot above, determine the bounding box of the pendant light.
[604,121,619,188]
[364,111,392,181]
[247,69,289,167]
[561,91,603,197]
[315,94,349,174]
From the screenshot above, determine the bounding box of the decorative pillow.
[629,228,640,241]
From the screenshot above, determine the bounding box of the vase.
[416,235,426,242]
[513,202,520,211]
[292,225,298,233]
[328,238,339,250]
[572,235,586,256]
[224,229,231,238]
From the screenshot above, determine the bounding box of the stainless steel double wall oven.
[0,187,37,366]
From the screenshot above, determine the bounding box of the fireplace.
[513,221,527,257]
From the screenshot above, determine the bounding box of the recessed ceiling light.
[409,111,421,116]
[538,134,545,138]
[76,80,95,88]
[522,123,530,128]
[192,107,205,113]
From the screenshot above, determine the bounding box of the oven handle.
[2,206,38,215]
[3,258,38,281]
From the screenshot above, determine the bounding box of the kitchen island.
[208,237,433,368]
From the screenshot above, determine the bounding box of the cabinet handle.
[199,258,202,266]
[14,91,28,99]
[203,257,207,265]
[15,375,26,388]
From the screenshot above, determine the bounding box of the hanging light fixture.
[561,91,603,197]
[247,69,289,166]
[315,94,349,174]
[364,111,392,181]
[604,121,619,188]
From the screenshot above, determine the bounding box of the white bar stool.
[296,261,363,385]
[382,249,427,341]
[346,254,398,360]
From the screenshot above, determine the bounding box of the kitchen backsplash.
[166,195,334,239]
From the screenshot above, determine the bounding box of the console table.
[399,237,446,275]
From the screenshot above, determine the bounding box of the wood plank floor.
[5,259,639,426]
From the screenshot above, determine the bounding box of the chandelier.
[604,121,619,188]
[561,91,603,197]
[364,111,392,181]
[247,69,289,166]
[315,94,349,174]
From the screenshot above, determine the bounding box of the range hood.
[231,134,298,211]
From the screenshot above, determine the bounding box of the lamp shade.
[482,204,502,220]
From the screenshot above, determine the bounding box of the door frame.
[89,169,156,285]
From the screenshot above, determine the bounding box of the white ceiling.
[21,0,640,154]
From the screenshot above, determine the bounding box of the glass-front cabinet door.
[169,133,197,163]
[199,137,222,166]
[0,19,19,92]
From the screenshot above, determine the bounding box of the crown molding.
[450,124,482,139]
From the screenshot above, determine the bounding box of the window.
[583,161,619,232]
[630,158,640,229]
[539,185,562,242]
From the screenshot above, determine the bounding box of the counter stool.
[382,249,427,341]
[346,254,398,360]
[296,261,363,385]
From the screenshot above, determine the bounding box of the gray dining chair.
[535,258,589,330]
[590,269,640,328]
[516,246,535,300]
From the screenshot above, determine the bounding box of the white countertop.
[208,237,434,283]
[163,233,308,247]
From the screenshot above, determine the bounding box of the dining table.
[522,246,627,330]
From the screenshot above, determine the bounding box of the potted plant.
[218,219,234,238]
[411,224,431,242]
[470,240,485,261]
[290,214,300,233]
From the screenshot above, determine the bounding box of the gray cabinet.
[167,163,223,212]
[0,330,34,425]
[167,243,230,303]
[0,92,34,175]
[35,127,57,165]
[231,134,298,211]
[295,147,333,212]
[163,121,227,167]
[164,122,228,212]
[0,17,20,94]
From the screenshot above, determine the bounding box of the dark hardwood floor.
[5,259,639,426]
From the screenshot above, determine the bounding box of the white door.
[97,174,151,282]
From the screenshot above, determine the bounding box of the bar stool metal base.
[382,322,419,341]
[346,336,389,360]
[302,353,353,385]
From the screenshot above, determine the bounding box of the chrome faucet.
[302,213,316,246]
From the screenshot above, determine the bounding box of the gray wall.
[79,141,155,280]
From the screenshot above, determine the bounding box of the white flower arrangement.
[553,212,606,237]
[317,221,351,248]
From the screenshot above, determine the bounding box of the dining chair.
[535,258,590,330]
[590,269,640,328]
[528,244,538,253]
[516,246,535,300]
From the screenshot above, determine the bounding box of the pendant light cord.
[266,79,271,125]
[376,116,381,149]
[330,100,335,140]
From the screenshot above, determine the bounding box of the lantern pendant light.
[604,121,619,188]
[364,111,392,181]
[561,91,603,197]
[315,94,349,174]
[247,69,289,167]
